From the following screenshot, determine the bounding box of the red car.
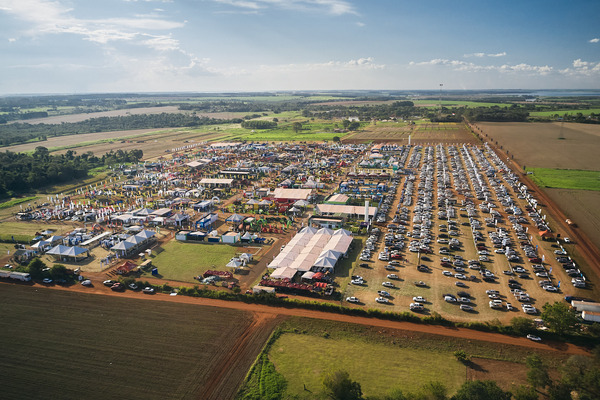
[529,257,542,263]
[111,282,125,291]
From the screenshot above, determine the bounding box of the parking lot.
[344,143,584,322]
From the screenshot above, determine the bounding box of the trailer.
[582,311,600,323]
[571,300,600,313]
[8,272,31,281]
[0,270,11,279]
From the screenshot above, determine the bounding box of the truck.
[0,270,11,279]
[9,272,31,281]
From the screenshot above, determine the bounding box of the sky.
[0,0,599,94]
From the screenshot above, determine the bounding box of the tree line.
[0,147,142,198]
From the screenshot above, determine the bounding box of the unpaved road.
[18,281,590,356]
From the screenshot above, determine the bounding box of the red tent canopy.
[116,261,137,274]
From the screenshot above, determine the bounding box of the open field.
[144,240,243,283]
[270,332,466,397]
[529,108,600,117]
[529,168,600,191]
[0,284,272,400]
[545,188,600,252]
[8,105,189,124]
[476,122,600,170]
[343,122,479,144]
[260,317,567,399]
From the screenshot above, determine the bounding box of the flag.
[557,281,561,288]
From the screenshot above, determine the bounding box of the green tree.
[548,382,573,400]
[333,136,341,142]
[541,302,579,335]
[416,381,448,400]
[27,257,46,279]
[561,354,600,400]
[526,354,551,390]
[322,370,363,400]
[50,264,69,280]
[512,385,538,400]
[342,119,351,129]
[454,350,469,364]
[510,317,536,335]
[348,121,360,131]
[292,122,303,133]
[451,380,511,400]
[382,388,408,400]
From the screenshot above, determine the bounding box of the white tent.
[270,267,297,280]
[226,259,243,268]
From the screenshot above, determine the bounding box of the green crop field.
[0,284,255,400]
[218,122,349,142]
[144,240,240,282]
[529,108,600,117]
[529,168,600,191]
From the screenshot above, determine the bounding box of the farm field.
[343,122,479,144]
[529,108,600,117]
[529,168,600,191]
[8,105,189,124]
[476,122,600,170]
[256,317,565,399]
[0,284,272,400]
[545,188,600,252]
[144,241,242,283]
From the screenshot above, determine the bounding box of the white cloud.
[464,52,506,58]
[356,21,365,27]
[257,57,384,74]
[560,59,600,77]
[410,58,552,75]
[212,0,358,15]
[8,37,16,42]
[0,0,184,45]
[590,38,600,43]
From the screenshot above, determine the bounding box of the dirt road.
[21,281,589,356]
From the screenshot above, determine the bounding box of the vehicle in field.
[346,296,360,303]
[377,290,391,297]
[460,304,474,312]
[111,282,125,291]
[382,281,395,288]
[387,274,399,280]
[376,297,389,304]
[128,283,138,290]
[103,280,116,287]
[527,334,541,342]
[42,278,53,284]
[142,287,155,294]
[351,279,364,285]
[410,303,424,311]
[81,279,92,287]
[414,281,427,287]
[413,296,426,303]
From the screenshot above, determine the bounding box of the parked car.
[527,334,541,342]
[346,296,360,303]
[375,297,389,304]
[382,281,395,288]
[81,279,92,287]
[103,279,116,287]
[142,286,155,294]
[413,296,426,303]
[111,282,125,291]
[387,274,399,280]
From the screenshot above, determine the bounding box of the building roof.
[199,178,234,186]
[272,187,312,200]
[326,193,349,204]
[316,203,377,216]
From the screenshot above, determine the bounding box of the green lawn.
[529,168,600,191]
[412,100,508,108]
[144,240,240,282]
[268,332,465,398]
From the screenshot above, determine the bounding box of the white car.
[142,287,155,294]
[413,296,426,303]
[410,303,424,311]
[442,270,453,277]
[378,290,391,297]
[444,295,457,303]
[382,281,395,288]
[454,273,466,280]
[527,334,541,342]
[460,304,474,312]
[376,297,389,304]
[81,279,92,287]
[346,296,360,303]
[387,274,399,280]
[42,278,53,284]
[351,279,364,285]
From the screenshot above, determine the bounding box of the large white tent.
[267,227,353,274]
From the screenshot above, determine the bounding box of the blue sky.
[0,0,599,94]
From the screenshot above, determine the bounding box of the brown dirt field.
[343,123,479,144]
[15,281,589,356]
[476,122,600,170]
[10,106,188,124]
[545,188,600,252]
[199,312,281,400]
